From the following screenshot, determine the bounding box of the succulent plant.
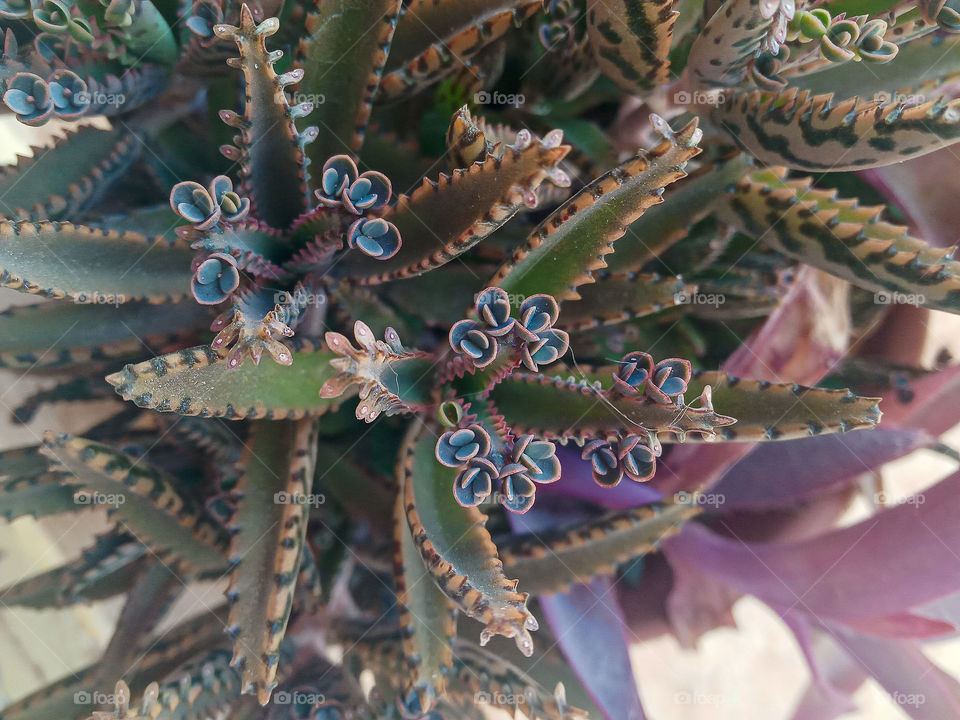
[1,0,960,718]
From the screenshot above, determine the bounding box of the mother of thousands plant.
[1,0,960,717]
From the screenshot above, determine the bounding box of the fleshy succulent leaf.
[380,0,541,100]
[296,0,403,170]
[106,343,343,419]
[40,433,230,575]
[225,419,318,704]
[0,221,194,302]
[338,128,570,283]
[586,0,679,92]
[720,167,960,314]
[0,300,208,368]
[400,420,539,655]
[214,5,312,229]
[491,116,702,302]
[713,88,960,170]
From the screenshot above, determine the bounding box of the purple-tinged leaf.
[712,428,931,510]
[510,504,646,720]
[664,469,960,627]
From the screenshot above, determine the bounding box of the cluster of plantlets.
[1,0,960,718]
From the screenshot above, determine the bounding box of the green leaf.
[719,167,960,314]
[0,531,148,608]
[297,0,403,169]
[400,420,538,655]
[491,117,701,302]
[380,0,541,100]
[487,370,881,442]
[105,0,177,64]
[92,205,182,242]
[686,0,779,86]
[338,131,569,284]
[0,221,194,302]
[603,152,751,273]
[392,493,457,715]
[106,342,343,419]
[586,0,679,93]
[791,31,960,99]
[226,419,318,704]
[0,300,209,368]
[41,433,229,574]
[215,6,310,229]
[0,473,80,520]
[0,126,138,221]
[501,499,701,595]
[97,561,183,683]
[713,88,960,171]
[95,649,241,720]
[0,444,49,480]
[558,272,694,330]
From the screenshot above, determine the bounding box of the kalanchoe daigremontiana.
[8,0,960,718]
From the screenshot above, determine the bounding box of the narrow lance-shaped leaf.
[86,650,241,720]
[791,32,960,99]
[490,116,701,303]
[226,419,318,704]
[0,472,81,521]
[686,0,788,87]
[0,221,194,302]
[586,0,679,93]
[63,531,149,605]
[214,6,313,228]
[297,0,403,171]
[500,496,701,595]
[379,0,541,100]
[602,152,751,273]
[96,561,183,685]
[0,300,209,369]
[338,129,569,284]
[718,167,960,315]
[392,493,457,717]
[713,88,960,171]
[0,126,138,221]
[558,272,694,330]
[40,433,230,575]
[448,640,590,719]
[106,342,343,419]
[0,444,49,480]
[487,370,881,442]
[400,420,539,655]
